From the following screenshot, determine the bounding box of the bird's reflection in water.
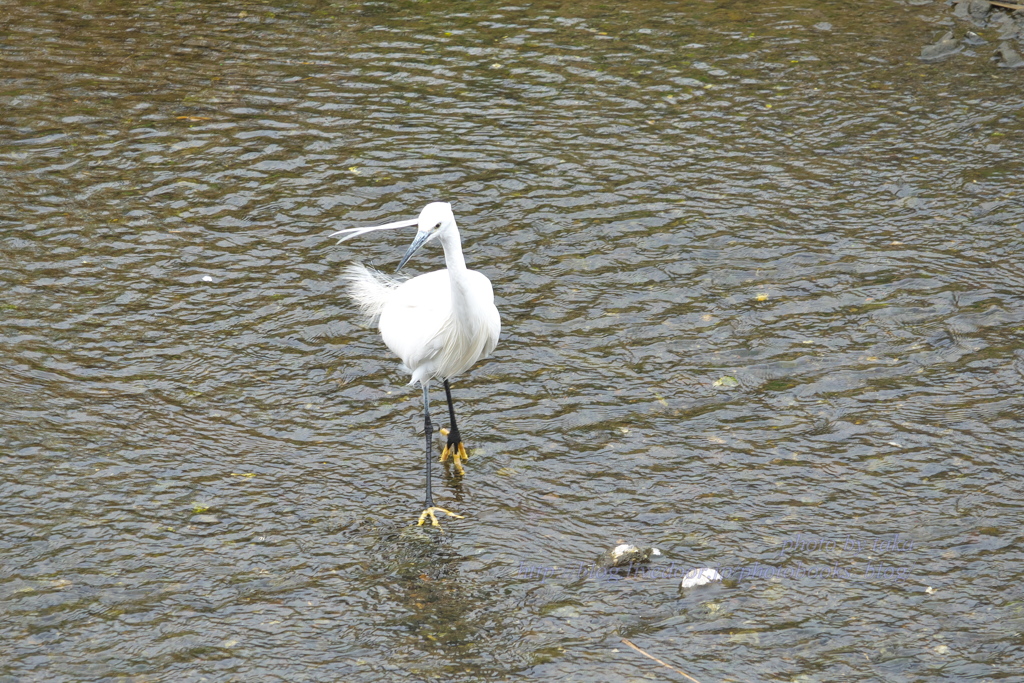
[367,528,484,652]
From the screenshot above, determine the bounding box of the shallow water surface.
[2,0,1024,680]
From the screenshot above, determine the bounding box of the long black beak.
[396,232,431,273]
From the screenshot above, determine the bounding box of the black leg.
[443,379,462,449]
[416,381,465,527]
[423,383,433,508]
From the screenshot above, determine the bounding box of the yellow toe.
[452,452,465,476]
[416,506,465,528]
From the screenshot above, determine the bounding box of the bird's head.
[329,202,457,273]
[396,202,456,272]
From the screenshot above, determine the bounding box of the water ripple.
[2,0,1024,680]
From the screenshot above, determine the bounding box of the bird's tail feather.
[342,262,403,323]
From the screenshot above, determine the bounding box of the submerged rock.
[954,0,991,23]
[996,41,1024,68]
[968,0,991,22]
[920,32,963,61]
[596,543,661,569]
[991,13,1022,41]
[964,31,987,46]
[925,0,1024,62]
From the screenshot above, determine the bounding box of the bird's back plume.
[342,263,404,323]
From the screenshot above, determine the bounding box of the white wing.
[378,269,500,385]
[379,270,452,383]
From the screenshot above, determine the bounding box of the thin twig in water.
[620,638,704,683]
[990,1,1024,10]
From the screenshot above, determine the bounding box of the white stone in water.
[681,568,723,588]
[612,544,637,559]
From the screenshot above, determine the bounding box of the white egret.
[331,202,501,528]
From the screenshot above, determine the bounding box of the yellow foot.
[417,506,465,528]
[439,428,470,476]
